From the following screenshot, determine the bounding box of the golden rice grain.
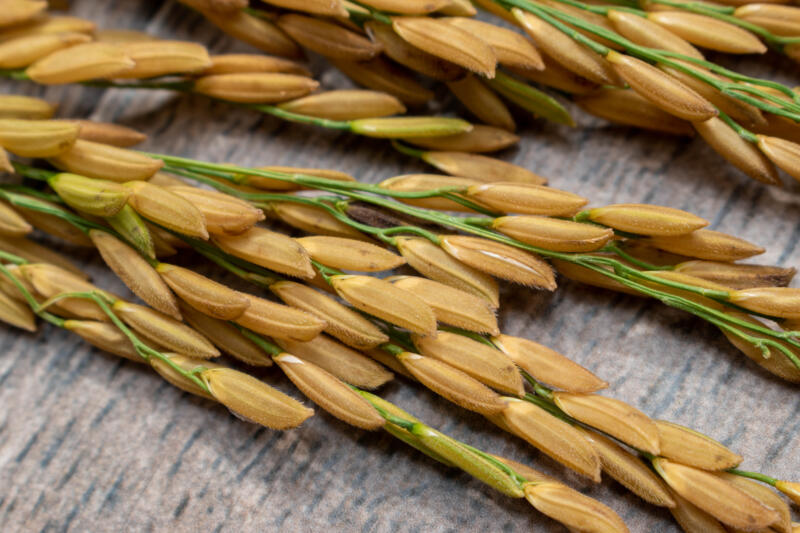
[357,0,452,14]
[112,300,219,358]
[674,260,796,289]
[201,367,314,429]
[116,40,211,79]
[269,280,388,350]
[233,293,326,342]
[553,392,661,454]
[379,174,483,212]
[775,480,800,505]
[443,17,544,71]
[278,90,406,121]
[49,139,164,181]
[349,116,473,139]
[642,229,764,261]
[446,75,516,131]
[330,274,437,335]
[69,120,147,148]
[396,236,500,307]
[152,353,220,400]
[492,334,608,393]
[523,482,629,533]
[203,53,310,76]
[575,88,694,136]
[0,15,95,42]
[167,186,264,236]
[497,399,602,481]
[89,230,181,319]
[492,215,614,252]
[0,32,90,69]
[15,199,93,247]
[295,235,405,272]
[729,287,800,318]
[586,204,708,236]
[21,263,111,321]
[157,263,249,320]
[440,235,556,289]
[721,312,800,383]
[0,94,54,119]
[607,10,704,60]
[331,57,434,106]
[200,8,302,58]
[717,472,792,533]
[26,42,136,84]
[648,11,767,54]
[655,420,742,471]
[0,118,78,157]
[93,29,158,43]
[403,125,519,153]
[508,57,599,96]
[0,235,82,277]
[0,286,36,331]
[275,353,384,430]
[668,490,728,533]
[389,276,499,334]
[125,180,208,239]
[465,182,585,215]
[278,14,380,61]
[413,330,523,396]
[397,351,507,415]
[193,72,319,104]
[0,0,46,27]
[49,173,130,217]
[392,16,497,77]
[64,319,141,362]
[757,134,800,182]
[0,200,32,237]
[214,227,314,278]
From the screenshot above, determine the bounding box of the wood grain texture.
[1,1,799,532]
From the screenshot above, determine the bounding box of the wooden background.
[0,1,798,531]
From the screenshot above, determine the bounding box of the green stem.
[727,468,778,486]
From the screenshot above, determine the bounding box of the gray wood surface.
[1,1,799,532]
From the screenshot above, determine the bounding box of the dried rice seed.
[332,57,434,107]
[21,263,112,321]
[412,330,523,396]
[199,8,302,58]
[392,16,497,77]
[0,0,46,27]
[403,125,519,153]
[654,458,780,530]
[447,75,516,131]
[295,235,405,272]
[15,199,94,247]
[553,392,661,455]
[575,88,694,136]
[0,94,54,119]
[379,174,484,212]
[720,312,800,383]
[214,227,313,278]
[233,293,326,342]
[276,334,393,389]
[330,274,437,335]
[497,399,602,481]
[278,90,406,121]
[271,201,368,241]
[390,276,499,335]
[586,203,708,236]
[112,300,220,358]
[177,301,272,367]
[125,181,208,239]
[493,216,613,253]
[466,183,584,215]
[757,134,800,182]
[738,14,800,36]
[729,287,800,318]
[442,17,543,71]
[0,118,79,157]
[93,29,158,43]
[349,116,473,139]
[201,367,314,429]
[274,354,384,430]
[536,0,624,51]
[89,230,181,319]
[193,72,319,104]
[658,61,765,129]
[642,229,764,262]
[116,40,211,79]
[156,263,249,320]
[674,260,795,289]
[0,15,95,42]
[0,32,90,69]
[523,482,629,533]
[607,10,704,60]
[69,120,147,148]
[0,286,36,331]
[492,334,608,393]
[357,0,453,14]
[26,42,136,84]
[776,481,800,506]
[0,200,32,237]
[49,139,164,181]
[508,57,599,96]
[717,472,792,533]
[64,319,142,362]
[647,11,767,54]
[423,151,547,184]
[202,53,310,76]
[396,236,499,307]
[580,428,675,507]
[0,235,83,277]
[277,14,380,61]
[440,235,556,289]
[269,280,387,350]
[437,0,476,16]
[669,490,728,533]
[0,264,33,302]
[397,352,507,415]
[365,20,464,81]
[167,185,264,236]
[48,173,130,217]
[151,353,220,400]
[605,51,717,122]
[409,424,524,497]
[513,8,619,85]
